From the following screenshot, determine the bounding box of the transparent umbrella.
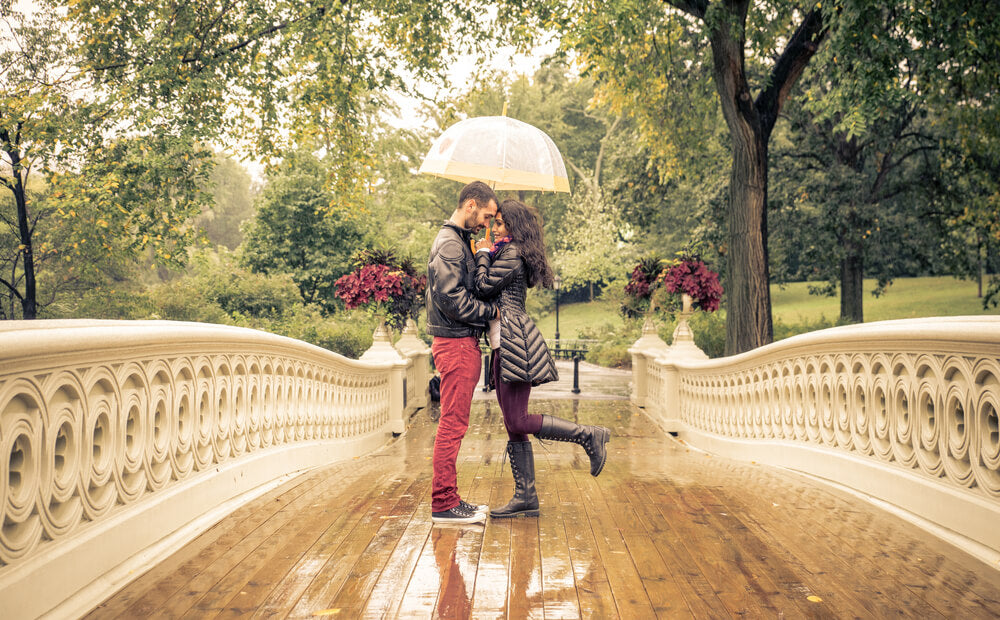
[418,115,571,193]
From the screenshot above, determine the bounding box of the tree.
[522,0,1000,352]
[553,185,635,298]
[197,154,256,250]
[769,83,945,322]
[5,0,524,320]
[554,1,826,354]
[414,62,639,296]
[2,3,215,318]
[241,151,368,312]
[771,1,1000,319]
[366,62,624,293]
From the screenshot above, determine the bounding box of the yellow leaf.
[312,609,342,616]
[807,595,823,603]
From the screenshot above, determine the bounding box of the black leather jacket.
[426,222,495,338]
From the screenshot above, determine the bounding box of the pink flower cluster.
[335,264,424,310]
[662,260,723,312]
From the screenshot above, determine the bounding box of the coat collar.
[442,221,472,241]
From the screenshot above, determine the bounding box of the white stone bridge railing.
[631,315,1000,563]
[0,318,431,619]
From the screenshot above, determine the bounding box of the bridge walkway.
[85,362,1000,618]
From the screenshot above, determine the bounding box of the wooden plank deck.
[86,396,1000,619]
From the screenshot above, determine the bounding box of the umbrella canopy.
[418,116,571,193]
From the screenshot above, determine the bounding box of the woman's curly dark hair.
[498,199,554,289]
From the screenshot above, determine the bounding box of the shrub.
[46,286,155,320]
[580,320,642,369]
[774,315,846,341]
[335,247,426,330]
[147,277,233,323]
[267,305,375,359]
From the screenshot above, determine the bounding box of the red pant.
[431,336,482,512]
[492,349,542,441]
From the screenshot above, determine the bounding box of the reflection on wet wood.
[86,398,1000,619]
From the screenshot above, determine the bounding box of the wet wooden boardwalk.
[87,393,1000,618]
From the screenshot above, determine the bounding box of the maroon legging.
[491,349,543,441]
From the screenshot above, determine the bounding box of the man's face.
[465,199,497,233]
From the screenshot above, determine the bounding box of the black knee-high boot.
[490,441,539,518]
[535,415,611,476]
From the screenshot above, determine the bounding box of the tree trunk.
[12,151,37,320]
[707,3,774,356]
[978,235,985,298]
[840,248,864,323]
[724,128,773,355]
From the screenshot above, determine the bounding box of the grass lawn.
[770,276,997,323]
[532,276,998,340]
[532,298,622,342]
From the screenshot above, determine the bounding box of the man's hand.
[475,237,493,251]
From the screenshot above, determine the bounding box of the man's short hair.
[458,181,498,210]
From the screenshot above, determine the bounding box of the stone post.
[655,293,709,430]
[628,315,671,407]
[361,318,408,435]
[394,318,432,412]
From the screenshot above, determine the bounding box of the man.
[426,180,498,524]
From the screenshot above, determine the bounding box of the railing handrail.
[630,315,1000,565]
[0,318,430,619]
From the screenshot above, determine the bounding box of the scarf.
[489,236,512,258]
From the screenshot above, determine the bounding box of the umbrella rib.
[500,117,509,189]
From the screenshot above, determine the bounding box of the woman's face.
[493,211,508,239]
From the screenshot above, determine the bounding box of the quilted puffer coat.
[475,243,558,386]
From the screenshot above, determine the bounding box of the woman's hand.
[475,237,493,251]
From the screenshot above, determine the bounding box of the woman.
[474,199,611,519]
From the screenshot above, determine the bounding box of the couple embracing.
[425,181,611,525]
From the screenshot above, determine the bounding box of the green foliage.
[578,319,641,369]
[773,315,845,342]
[67,0,519,212]
[552,186,635,292]
[530,0,1000,351]
[265,305,375,359]
[5,0,526,320]
[334,245,426,329]
[197,154,256,249]
[2,3,218,318]
[48,135,214,271]
[768,87,946,314]
[50,286,155,321]
[241,151,368,312]
[147,250,299,322]
[142,249,376,357]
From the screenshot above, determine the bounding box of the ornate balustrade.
[0,319,429,619]
[631,315,1000,560]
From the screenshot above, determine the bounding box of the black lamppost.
[554,275,562,350]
